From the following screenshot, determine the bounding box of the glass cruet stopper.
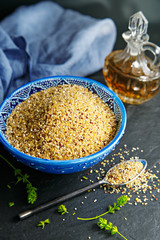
[122,11,160,67]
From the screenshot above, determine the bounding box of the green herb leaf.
[105,222,113,231]
[97,218,108,229]
[111,225,118,235]
[113,202,120,211]
[108,205,115,214]
[7,184,11,189]
[117,195,129,207]
[8,202,14,207]
[37,219,50,229]
[97,218,128,240]
[82,176,88,180]
[58,204,69,215]
[27,186,37,204]
[26,183,32,189]
[14,169,22,176]
[22,174,29,183]
[16,176,22,184]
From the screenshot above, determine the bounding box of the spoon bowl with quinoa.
[0,76,126,174]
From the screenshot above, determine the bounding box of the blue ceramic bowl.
[0,76,126,174]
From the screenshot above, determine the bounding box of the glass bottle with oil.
[103,11,160,104]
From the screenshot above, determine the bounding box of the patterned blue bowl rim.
[0,75,127,165]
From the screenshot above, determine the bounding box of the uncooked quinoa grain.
[105,160,143,185]
[6,84,117,160]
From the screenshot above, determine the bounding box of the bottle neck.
[122,31,147,56]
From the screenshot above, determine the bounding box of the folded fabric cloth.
[0,1,116,104]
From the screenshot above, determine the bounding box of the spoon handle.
[18,179,104,220]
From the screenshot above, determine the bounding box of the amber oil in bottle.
[103,12,160,104]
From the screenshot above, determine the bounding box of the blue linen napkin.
[0,1,116,104]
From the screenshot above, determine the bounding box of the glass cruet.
[103,11,160,104]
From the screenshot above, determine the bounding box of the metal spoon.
[18,159,147,220]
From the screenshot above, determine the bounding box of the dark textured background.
[0,1,160,240]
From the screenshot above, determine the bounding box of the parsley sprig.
[58,204,69,215]
[77,195,129,221]
[8,202,15,207]
[98,218,128,240]
[37,218,50,229]
[0,154,37,204]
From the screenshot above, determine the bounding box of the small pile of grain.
[105,160,143,185]
[6,84,117,160]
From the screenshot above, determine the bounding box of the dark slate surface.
[1,71,160,240]
[0,1,160,240]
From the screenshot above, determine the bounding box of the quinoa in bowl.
[0,76,126,174]
[6,84,117,160]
